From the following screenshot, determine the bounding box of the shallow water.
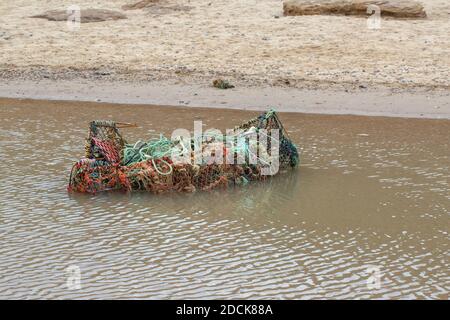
[0,98,448,299]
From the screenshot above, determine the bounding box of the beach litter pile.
[68,110,299,194]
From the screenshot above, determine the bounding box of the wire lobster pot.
[68,110,299,194]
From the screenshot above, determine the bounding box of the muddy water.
[0,98,448,299]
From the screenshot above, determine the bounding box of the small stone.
[212,79,235,89]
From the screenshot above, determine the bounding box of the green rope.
[121,111,298,173]
[123,135,174,175]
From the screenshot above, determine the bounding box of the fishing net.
[68,110,299,194]
[85,120,126,164]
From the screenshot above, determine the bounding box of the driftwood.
[31,9,127,23]
[283,0,427,18]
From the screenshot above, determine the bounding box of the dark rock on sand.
[213,79,235,89]
[283,0,427,18]
[31,9,127,23]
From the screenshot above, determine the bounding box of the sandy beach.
[0,0,449,116]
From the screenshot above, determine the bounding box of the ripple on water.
[0,101,449,299]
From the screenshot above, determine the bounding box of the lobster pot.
[68,110,299,194]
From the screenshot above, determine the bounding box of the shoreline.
[0,78,449,119]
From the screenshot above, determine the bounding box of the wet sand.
[0,98,449,299]
[0,79,449,119]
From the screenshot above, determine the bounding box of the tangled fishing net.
[68,110,299,194]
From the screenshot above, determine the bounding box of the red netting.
[91,137,121,164]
